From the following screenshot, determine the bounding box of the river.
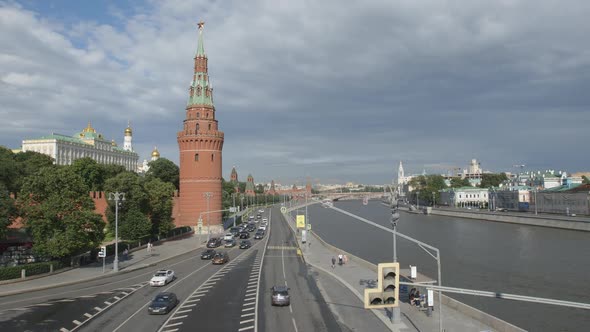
[303,200,590,332]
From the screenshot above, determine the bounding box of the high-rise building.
[177,22,224,230]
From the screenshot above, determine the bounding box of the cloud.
[1,0,589,184]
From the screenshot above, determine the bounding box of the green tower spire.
[196,20,205,57]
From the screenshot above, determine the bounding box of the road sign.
[98,246,106,258]
[280,206,287,213]
[296,215,305,228]
[307,223,312,230]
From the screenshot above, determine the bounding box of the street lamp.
[432,192,436,208]
[417,191,420,210]
[108,192,125,272]
[203,192,212,240]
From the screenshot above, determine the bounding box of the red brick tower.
[245,174,255,197]
[177,21,224,232]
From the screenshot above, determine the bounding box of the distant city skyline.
[1,1,589,184]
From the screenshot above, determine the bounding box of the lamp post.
[432,192,436,208]
[534,188,538,215]
[417,191,420,210]
[108,192,125,272]
[203,192,212,241]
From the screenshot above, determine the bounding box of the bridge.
[313,192,387,201]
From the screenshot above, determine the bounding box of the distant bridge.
[313,192,387,201]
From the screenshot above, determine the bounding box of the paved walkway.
[282,207,500,332]
[0,233,206,297]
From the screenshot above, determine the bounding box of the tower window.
[196,123,200,131]
[195,153,199,161]
[206,113,209,118]
[197,112,200,118]
[208,123,211,130]
[211,153,214,162]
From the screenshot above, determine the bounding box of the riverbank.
[396,206,590,232]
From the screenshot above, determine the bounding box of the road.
[0,206,345,332]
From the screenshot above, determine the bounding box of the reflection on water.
[309,200,590,332]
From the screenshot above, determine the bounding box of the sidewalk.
[282,208,501,332]
[0,233,204,297]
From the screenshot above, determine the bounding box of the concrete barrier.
[425,209,590,232]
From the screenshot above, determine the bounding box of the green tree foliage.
[144,177,176,236]
[71,158,105,191]
[104,172,149,239]
[102,164,127,181]
[409,174,447,205]
[582,175,590,185]
[255,184,265,194]
[0,147,19,194]
[119,207,151,241]
[480,173,509,188]
[146,158,179,190]
[17,167,105,260]
[0,182,16,239]
[450,177,471,188]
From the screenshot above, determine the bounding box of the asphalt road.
[258,206,342,332]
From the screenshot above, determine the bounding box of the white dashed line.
[58,299,76,303]
[244,296,256,301]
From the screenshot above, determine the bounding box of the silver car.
[271,285,290,306]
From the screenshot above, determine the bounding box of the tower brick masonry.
[177,22,224,231]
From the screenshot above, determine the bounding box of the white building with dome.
[20,122,139,171]
[137,147,161,173]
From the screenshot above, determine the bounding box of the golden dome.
[83,121,96,133]
[124,121,132,136]
[151,147,160,158]
[111,139,117,146]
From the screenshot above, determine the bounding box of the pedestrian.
[123,248,128,260]
[147,242,152,253]
[338,254,343,266]
[331,256,336,269]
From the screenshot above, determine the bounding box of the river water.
[304,200,590,332]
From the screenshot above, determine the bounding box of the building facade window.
[195,153,199,161]
[211,153,214,161]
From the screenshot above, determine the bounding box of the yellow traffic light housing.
[364,262,400,309]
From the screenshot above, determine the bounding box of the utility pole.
[203,192,212,240]
[108,192,125,272]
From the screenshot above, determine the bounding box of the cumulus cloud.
[1,0,589,184]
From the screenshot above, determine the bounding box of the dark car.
[212,252,229,265]
[207,237,222,248]
[239,232,250,239]
[246,225,257,232]
[254,231,264,239]
[239,240,252,249]
[271,285,290,306]
[147,292,179,314]
[201,249,216,260]
[230,227,240,236]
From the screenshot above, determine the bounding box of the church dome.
[151,147,160,158]
[124,126,132,136]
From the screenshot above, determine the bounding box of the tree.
[12,150,55,194]
[0,146,19,194]
[255,184,265,194]
[119,207,151,241]
[143,177,175,236]
[17,167,104,261]
[480,173,509,188]
[409,174,447,205]
[450,177,471,188]
[146,158,179,190]
[582,175,590,185]
[71,157,105,191]
[101,164,126,181]
[0,182,16,239]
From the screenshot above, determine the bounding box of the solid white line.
[58,299,76,302]
[79,295,96,298]
[246,284,257,289]
[240,318,255,324]
[161,329,178,332]
[84,313,92,318]
[289,305,293,313]
[254,208,272,332]
[291,317,299,332]
[73,320,82,325]
[193,289,209,294]
[241,312,255,318]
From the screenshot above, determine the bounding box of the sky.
[1,0,589,185]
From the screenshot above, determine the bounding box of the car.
[246,225,257,232]
[230,227,240,236]
[150,270,176,286]
[239,240,252,249]
[262,218,268,222]
[207,237,222,248]
[223,233,234,241]
[248,216,254,221]
[225,239,236,247]
[258,209,264,213]
[258,225,267,231]
[212,252,229,264]
[256,214,262,219]
[201,249,216,260]
[254,232,264,239]
[271,285,290,306]
[148,292,179,315]
[239,232,250,239]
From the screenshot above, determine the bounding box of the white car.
[150,270,176,286]
[258,209,264,213]
[223,233,234,241]
[262,218,268,222]
[258,225,267,231]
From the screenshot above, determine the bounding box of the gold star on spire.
[197,21,205,30]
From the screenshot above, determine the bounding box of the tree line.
[0,146,180,263]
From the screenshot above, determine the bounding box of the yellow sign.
[296,215,305,228]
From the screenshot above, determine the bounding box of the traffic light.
[364,262,399,309]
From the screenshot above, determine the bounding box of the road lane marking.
[104,301,112,305]
[79,295,96,298]
[242,306,255,312]
[84,313,92,318]
[182,304,197,308]
[291,317,299,332]
[243,302,255,306]
[164,322,183,327]
[241,312,255,318]
[184,299,200,303]
[73,320,82,325]
[94,306,103,311]
[60,328,69,332]
[194,293,207,297]
[200,285,214,289]
[58,299,76,302]
[246,284,257,289]
[239,326,254,331]
[114,296,121,300]
[240,318,255,324]
[170,315,188,320]
[248,281,257,285]
[176,309,192,314]
[244,296,256,301]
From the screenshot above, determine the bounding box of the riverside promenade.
[282,203,525,332]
